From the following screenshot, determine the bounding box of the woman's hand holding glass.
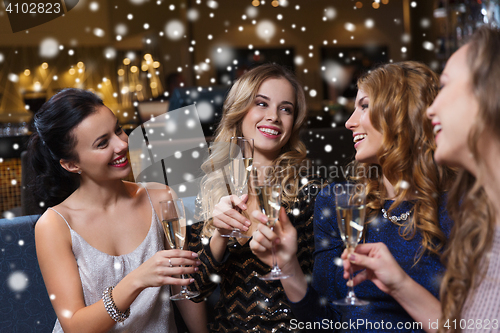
[212,194,251,236]
[222,137,254,238]
[132,250,201,289]
[341,242,410,296]
[250,207,298,276]
[160,199,201,300]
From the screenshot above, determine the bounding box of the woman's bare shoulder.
[35,206,72,246]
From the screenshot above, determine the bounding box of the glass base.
[220,229,251,238]
[331,296,369,306]
[170,290,200,301]
[258,269,293,281]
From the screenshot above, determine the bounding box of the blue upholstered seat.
[0,215,56,333]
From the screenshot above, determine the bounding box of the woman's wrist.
[387,270,412,300]
[209,230,230,262]
[280,256,308,302]
[279,254,300,276]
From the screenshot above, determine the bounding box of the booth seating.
[0,214,56,333]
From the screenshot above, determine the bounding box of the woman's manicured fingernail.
[349,254,356,262]
[192,253,199,258]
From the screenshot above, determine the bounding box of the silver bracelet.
[102,286,130,323]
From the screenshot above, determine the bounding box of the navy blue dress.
[289,184,453,332]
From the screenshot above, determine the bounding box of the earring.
[78,170,82,175]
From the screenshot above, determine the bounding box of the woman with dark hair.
[333,26,500,333]
[30,88,207,332]
[187,63,322,332]
[250,61,456,332]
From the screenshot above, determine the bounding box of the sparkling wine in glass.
[222,137,254,238]
[160,199,200,301]
[252,166,292,280]
[332,183,369,306]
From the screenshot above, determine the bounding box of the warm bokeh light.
[136,84,143,91]
[144,53,153,61]
[41,62,49,70]
[372,2,380,9]
[123,58,131,65]
[118,69,125,76]
[382,0,389,4]
[77,62,84,69]
[24,69,30,76]
[271,0,279,7]
[150,82,157,89]
[130,66,138,73]
[153,61,160,68]
[141,64,149,71]
[356,1,363,8]
[69,68,76,75]
[252,0,260,6]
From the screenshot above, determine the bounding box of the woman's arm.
[175,300,209,333]
[36,210,200,333]
[343,243,441,333]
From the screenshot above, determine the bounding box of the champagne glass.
[252,166,292,280]
[222,137,254,238]
[332,183,369,306]
[159,199,200,301]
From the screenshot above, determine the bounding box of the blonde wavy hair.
[439,26,500,333]
[199,63,309,237]
[350,61,455,260]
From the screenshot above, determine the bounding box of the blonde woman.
[187,64,323,332]
[334,26,500,333]
[251,61,456,332]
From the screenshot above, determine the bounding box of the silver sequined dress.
[50,186,176,332]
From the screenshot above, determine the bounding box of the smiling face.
[67,106,130,181]
[241,77,295,164]
[345,88,383,164]
[427,45,479,172]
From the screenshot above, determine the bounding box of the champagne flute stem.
[271,227,279,271]
[179,266,189,293]
[347,247,356,299]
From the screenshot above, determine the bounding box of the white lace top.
[461,228,500,333]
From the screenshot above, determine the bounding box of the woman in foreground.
[30,88,206,332]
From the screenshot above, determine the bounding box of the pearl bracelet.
[102,286,130,323]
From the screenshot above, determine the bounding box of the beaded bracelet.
[102,286,130,323]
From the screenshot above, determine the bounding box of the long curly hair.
[350,61,455,260]
[199,63,309,237]
[439,26,500,332]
